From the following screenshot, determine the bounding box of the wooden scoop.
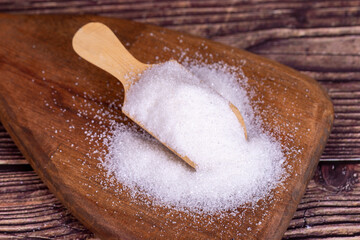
[72,22,247,169]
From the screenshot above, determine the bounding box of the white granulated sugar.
[103,61,285,213]
[123,61,247,168]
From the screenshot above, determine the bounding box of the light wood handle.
[72,22,148,92]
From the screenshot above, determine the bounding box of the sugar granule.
[103,61,285,213]
[123,61,246,168]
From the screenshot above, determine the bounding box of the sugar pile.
[103,61,285,213]
[123,61,246,169]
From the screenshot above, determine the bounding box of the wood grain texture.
[0,14,332,239]
[284,162,360,239]
[0,124,26,165]
[0,0,358,162]
[2,163,360,240]
[0,0,358,239]
[0,170,95,239]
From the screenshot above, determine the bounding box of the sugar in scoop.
[73,11,285,214]
[72,22,246,169]
[103,62,285,213]
[122,61,247,169]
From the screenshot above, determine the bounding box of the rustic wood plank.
[0,0,358,163]
[0,171,95,239]
[1,163,360,239]
[0,0,359,239]
[283,162,360,239]
[0,124,27,165]
[0,14,333,240]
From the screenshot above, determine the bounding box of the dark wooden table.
[1,1,360,239]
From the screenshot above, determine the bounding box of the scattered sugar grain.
[103,61,285,213]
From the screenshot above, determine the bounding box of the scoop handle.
[72,22,148,92]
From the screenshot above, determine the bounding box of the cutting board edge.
[272,106,334,239]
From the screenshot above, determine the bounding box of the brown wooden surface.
[0,14,332,239]
[0,0,359,239]
[0,0,358,164]
[2,163,360,240]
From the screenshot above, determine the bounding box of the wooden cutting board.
[0,14,333,239]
